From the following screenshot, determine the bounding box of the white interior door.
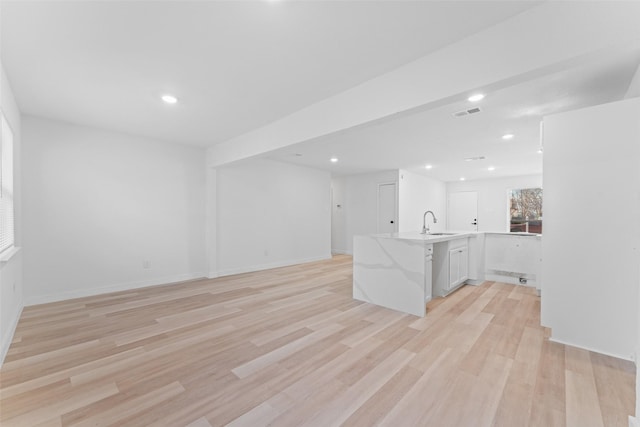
[377,183,397,233]
[448,191,478,231]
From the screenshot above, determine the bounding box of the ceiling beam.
[207,1,640,168]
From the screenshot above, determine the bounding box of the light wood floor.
[0,255,635,426]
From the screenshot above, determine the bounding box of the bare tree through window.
[509,188,542,233]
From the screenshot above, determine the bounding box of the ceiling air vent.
[453,107,482,117]
[465,156,486,162]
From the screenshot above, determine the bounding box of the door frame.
[376,181,398,233]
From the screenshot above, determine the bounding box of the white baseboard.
[1,302,23,367]
[549,337,634,362]
[485,273,537,287]
[331,249,352,255]
[216,255,332,278]
[25,272,206,306]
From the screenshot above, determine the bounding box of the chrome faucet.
[421,211,438,234]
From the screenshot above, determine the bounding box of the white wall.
[625,63,640,99]
[446,175,543,232]
[22,116,206,305]
[398,170,446,233]
[215,158,331,276]
[205,168,218,278]
[541,98,640,360]
[0,63,23,365]
[331,170,398,255]
[484,234,541,287]
[331,175,347,254]
[636,264,640,424]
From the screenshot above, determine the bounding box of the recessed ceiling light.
[330,157,338,163]
[460,177,466,181]
[161,94,178,104]
[488,166,495,171]
[502,134,514,140]
[468,93,485,102]
[425,164,433,169]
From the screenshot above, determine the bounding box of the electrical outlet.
[143,260,150,269]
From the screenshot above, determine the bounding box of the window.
[1,112,15,254]
[509,187,542,234]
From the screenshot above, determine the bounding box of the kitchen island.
[353,231,476,317]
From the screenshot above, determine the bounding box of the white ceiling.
[2,1,639,182]
[0,0,538,146]
[266,46,640,181]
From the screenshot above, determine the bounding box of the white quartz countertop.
[367,231,477,243]
[364,230,541,243]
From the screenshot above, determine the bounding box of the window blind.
[0,112,15,254]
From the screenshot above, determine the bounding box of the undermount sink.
[426,232,457,236]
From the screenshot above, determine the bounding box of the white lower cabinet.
[433,237,469,297]
[448,247,468,290]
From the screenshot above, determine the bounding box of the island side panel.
[353,235,426,317]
